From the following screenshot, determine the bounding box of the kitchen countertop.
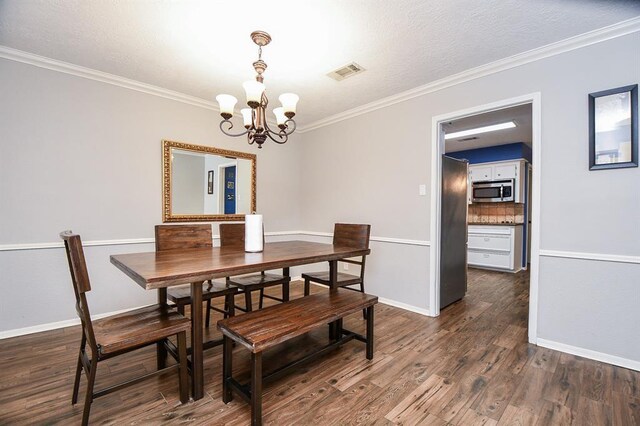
[468,222,524,226]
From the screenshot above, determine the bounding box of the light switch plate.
[419,184,427,196]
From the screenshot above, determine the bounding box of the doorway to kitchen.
[429,93,541,344]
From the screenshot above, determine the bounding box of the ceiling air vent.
[327,62,365,81]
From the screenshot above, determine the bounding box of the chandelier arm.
[263,120,279,134]
[219,120,249,137]
[263,118,297,136]
[282,119,297,135]
[265,130,289,144]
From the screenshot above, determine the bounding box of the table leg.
[222,335,233,403]
[328,260,338,291]
[282,267,290,302]
[251,352,263,426]
[328,260,338,340]
[245,290,253,312]
[157,288,168,370]
[366,306,374,360]
[191,281,204,400]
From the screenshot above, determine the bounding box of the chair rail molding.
[0,231,430,252]
[538,249,640,265]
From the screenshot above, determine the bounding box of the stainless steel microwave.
[472,179,515,202]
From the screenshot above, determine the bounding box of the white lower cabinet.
[468,225,523,272]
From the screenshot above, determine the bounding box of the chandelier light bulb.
[273,107,287,128]
[279,93,299,118]
[240,108,253,128]
[216,94,238,119]
[243,80,266,108]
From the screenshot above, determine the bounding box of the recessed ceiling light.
[445,121,516,140]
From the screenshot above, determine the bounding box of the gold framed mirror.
[162,140,256,222]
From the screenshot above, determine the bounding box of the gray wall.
[1,31,639,368]
[172,152,205,214]
[299,32,640,363]
[0,57,303,332]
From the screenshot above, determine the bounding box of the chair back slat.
[60,231,98,351]
[155,225,213,252]
[333,223,371,250]
[333,224,371,279]
[219,223,246,249]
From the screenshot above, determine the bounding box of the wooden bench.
[217,289,378,425]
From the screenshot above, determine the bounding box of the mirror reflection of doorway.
[223,165,236,214]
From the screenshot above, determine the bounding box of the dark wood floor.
[1,269,638,425]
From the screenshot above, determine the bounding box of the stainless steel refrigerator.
[440,156,468,309]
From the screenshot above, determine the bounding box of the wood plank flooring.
[1,269,639,425]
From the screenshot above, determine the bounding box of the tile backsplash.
[468,202,525,224]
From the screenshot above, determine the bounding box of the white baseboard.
[377,297,433,317]
[0,304,153,340]
[536,338,640,372]
[307,281,432,316]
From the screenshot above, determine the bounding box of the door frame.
[429,92,542,344]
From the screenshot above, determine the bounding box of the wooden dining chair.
[303,223,371,317]
[220,223,291,312]
[60,231,190,426]
[156,225,239,327]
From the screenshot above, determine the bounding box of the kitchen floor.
[1,270,638,424]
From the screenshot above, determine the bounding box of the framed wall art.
[589,84,638,170]
[207,170,214,194]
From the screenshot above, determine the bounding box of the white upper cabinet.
[493,163,518,180]
[468,159,527,202]
[469,165,493,182]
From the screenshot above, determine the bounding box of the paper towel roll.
[245,214,264,253]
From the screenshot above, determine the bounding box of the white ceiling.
[445,104,532,153]
[1,1,639,127]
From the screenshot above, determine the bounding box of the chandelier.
[215,31,299,149]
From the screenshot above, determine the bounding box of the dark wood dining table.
[109,240,371,400]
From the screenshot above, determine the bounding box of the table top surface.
[110,240,370,290]
[217,290,378,353]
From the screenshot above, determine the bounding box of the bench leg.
[156,288,168,370]
[251,352,263,426]
[177,332,189,404]
[366,306,374,360]
[222,336,233,403]
[282,267,290,302]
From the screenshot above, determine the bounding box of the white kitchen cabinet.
[493,163,517,179]
[468,159,527,202]
[467,225,523,272]
[469,165,493,182]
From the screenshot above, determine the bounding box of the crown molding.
[0,45,219,111]
[2,16,639,134]
[296,16,640,133]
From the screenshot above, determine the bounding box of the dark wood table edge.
[109,244,371,290]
